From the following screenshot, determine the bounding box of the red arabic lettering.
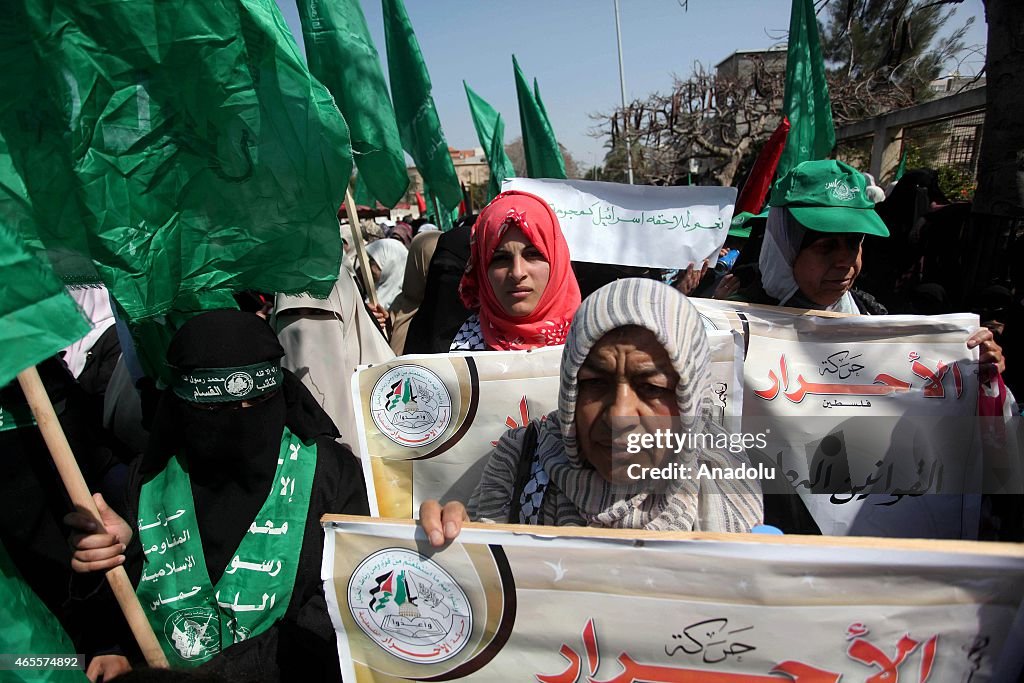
[754,356,912,404]
[583,618,600,677]
[494,396,532,446]
[537,643,582,683]
[537,620,842,683]
[846,631,941,683]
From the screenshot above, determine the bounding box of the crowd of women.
[1,159,1016,681]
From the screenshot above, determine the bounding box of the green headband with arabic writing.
[171,360,283,404]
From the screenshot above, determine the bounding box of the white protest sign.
[502,177,735,270]
[692,299,998,539]
[350,334,743,519]
[324,517,1024,683]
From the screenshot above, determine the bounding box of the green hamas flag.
[777,0,836,178]
[297,0,408,208]
[0,0,352,322]
[0,159,90,387]
[0,541,85,681]
[464,83,516,201]
[382,0,462,213]
[513,55,567,179]
[894,149,908,182]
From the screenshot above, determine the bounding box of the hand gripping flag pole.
[16,366,170,669]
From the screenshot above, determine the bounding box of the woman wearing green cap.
[738,160,1004,372]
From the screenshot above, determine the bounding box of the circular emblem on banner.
[370,365,452,447]
[699,313,719,331]
[348,548,472,664]
[164,606,221,662]
[224,372,254,397]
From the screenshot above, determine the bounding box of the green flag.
[0,0,352,322]
[0,218,90,389]
[296,0,408,208]
[513,55,567,179]
[777,0,836,178]
[894,148,908,182]
[0,542,85,681]
[382,0,462,213]
[464,83,516,200]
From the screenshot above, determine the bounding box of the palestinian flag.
[385,379,414,411]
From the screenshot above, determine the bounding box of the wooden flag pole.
[344,187,379,308]
[16,366,169,669]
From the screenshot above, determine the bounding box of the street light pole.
[613,0,634,185]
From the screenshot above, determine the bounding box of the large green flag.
[0,542,86,681]
[777,0,836,178]
[0,0,352,322]
[513,55,567,179]
[296,0,408,208]
[464,83,516,200]
[382,0,462,213]
[0,218,90,389]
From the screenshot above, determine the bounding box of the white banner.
[351,334,743,519]
[323,517,1024,683]
[692,300,990,538]
[502,177,735,270]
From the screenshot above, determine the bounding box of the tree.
[592,58,785,187]
[504,137,582,179]
[591,0,974,187]
[820,0,975,123]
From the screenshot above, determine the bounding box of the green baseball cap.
[728,208,768,238]
[769,160,889,237]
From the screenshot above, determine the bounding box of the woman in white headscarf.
[365,238,408,312]
[420,278,763,541]
[274,270,394,451]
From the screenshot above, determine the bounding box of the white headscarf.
[274,270,395,450]
[61,285,116,378]
[365,239,408,311]
[758,207,859,314]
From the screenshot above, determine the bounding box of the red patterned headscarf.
[458,191,581,350]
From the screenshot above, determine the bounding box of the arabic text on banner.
[323,516,1024,682]
[692,300,995,538]
[502,178,735,270]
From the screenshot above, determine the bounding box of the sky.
[274,0,987,170]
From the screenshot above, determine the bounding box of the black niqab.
[142,310,338,583]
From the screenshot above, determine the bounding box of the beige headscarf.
[273,270,395,451]
[388,231,440,355]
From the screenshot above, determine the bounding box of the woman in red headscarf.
[452,191,582,350]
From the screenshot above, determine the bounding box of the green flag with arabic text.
[297,0,408,208]
[0,0,352,323]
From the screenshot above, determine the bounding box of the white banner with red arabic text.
[322,517,1024,682]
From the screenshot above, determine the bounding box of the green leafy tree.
[820,0,974,122]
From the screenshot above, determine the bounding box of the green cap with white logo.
[769,159,890,237]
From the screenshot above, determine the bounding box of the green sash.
[136,428,316,667]
[0,399,36,433]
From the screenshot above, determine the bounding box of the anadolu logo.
[224,372,254,397]
[348,548,472,664]
[825,179,860,202]
[370,365,452,447]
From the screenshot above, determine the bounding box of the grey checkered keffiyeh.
[469,278,763,531]
[450,314,486,351]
